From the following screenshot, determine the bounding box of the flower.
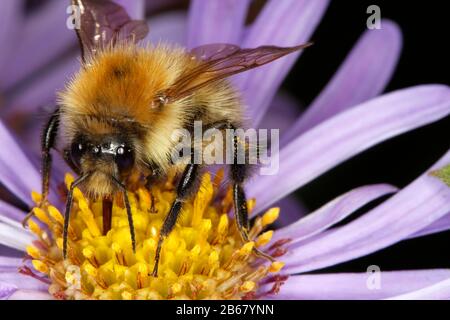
[24,172,286,300]
[1,0,450,300]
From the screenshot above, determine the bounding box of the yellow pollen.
[27,172,285,300]
[26,246,41,259]
[48,206,64,225]
[269,261,285,273]
[256,230,274,247]
[33,207,51,226]
[31,191,42,204]
[32,260,49,274]
[262,208,280,227]
[240,281,256,292]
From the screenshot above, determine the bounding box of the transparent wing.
[164,43,312,102]
[72,0,149,62]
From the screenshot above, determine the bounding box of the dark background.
[283,1,450,273]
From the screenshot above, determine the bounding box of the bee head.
[70,134,135,180]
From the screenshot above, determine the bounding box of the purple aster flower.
[0,0,449,300]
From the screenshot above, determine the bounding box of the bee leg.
[229,129,275,263]
[111,177,136,252]
[145,173,160,214]
[23,108,60,227]
[151,163,199,277]
[63,173,89,259]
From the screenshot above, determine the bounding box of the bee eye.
[115,146,134,174]
[70,142,84,168]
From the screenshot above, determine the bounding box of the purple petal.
[8,289,52,300]
[0,245,23,258]
[0,281,17,300]
[0,121,41,205]
[282,149,450,274]
[262,270,450,300]
[388,278,450,300]
[3,57,79,117]
[236,0,330,126]
[116,0,145,19]
[0,256,22,272]
[144,12,187,46]
[187,0,250,48]
[0,0,22,72]
[272,184,397,244]
[0,200,25,222]
[407,212,450,239]
[0,218,35,251]
[282,20,402,144]
[248,85,450,214]
[0,272,48,292]
[2,1,75,91]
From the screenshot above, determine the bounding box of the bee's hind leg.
[22,107,60,227]
[228,125,275,263]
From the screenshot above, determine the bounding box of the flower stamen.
[25,172,286,300]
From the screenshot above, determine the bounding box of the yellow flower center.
[24,170,287,300]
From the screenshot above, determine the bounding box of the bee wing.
[164,43,312,102]
[72,0,149,62]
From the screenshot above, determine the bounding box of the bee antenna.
[63,173,91,259]
[110,176,136,253]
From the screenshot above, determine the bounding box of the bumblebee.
[25,0,311,276]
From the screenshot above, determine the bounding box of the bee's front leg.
[22,107,60,227]
[151,162,200,277]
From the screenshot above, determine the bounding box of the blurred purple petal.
[282,150,450,273]
[0,256,22,272]
[144,12,187,46]
[408,212,450,239]
[0,245,23,258]
[388,278,450,300]
[248,85,450,214]
[0,281,16,300]
[0,218,35,251]
[2,0,75,91]
[0,200,24,222]
[3,57,79,117]
[283,20,402,144]
[187,0,250,48]
[262,270,450,300]
[8,289,52,300]
[236,0,330,126]
[272,184,397,243]
[0,272,48,292]
[0,0,22,73]
[0,122,41,205]
[116,0,145,19]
